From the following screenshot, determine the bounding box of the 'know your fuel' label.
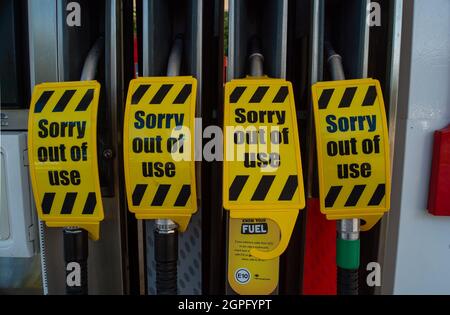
[228,218,279,295]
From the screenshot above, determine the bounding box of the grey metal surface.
[376,0,403,295]
[27,0,59,295]
[380,0,450,294]
[28,0,59,89]
[26,0,126,295]
[306,0,324,198]
[0,110,29,131]
[141,0,203,295]
[92,0,127,294]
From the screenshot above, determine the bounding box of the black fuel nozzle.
[63,228,88,295]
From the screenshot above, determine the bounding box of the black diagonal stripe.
[229,175,249,201]
[61,192,77,214]
[82,192,96,214]
[174,185,191,207]
[151,184,170,206]
[132,184,147,206]
[229,86,246,103]
[150,84,173,104]
[325,186,342,208]
[338,87,357,108]
[249,86,270,103]
[41,192,56,214]
[368,184,385,206]
[131,84,151,104]
[34,91,54,113]
[318,89,334,109]
[251,175,276,201]
[173,84,192,104]
[53,90,76,112]
[345,185,366,207]
[273,86,289,103]
[75,89,94,111]
[278,175,298,201]
[362,86,377,106]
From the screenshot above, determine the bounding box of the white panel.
[393,0,450,294]
[0,132,36,258]
[0,152,11,240]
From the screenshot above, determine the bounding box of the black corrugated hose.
[155,229,179,295]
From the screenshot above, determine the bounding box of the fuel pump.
[223,37,305,295]
[311,43,391,296]
[27,38,105,295]
[123,36,198,295]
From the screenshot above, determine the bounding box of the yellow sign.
[228,218,279,295]
[223,77,305,260]
[123,77,197,231]
[28,81,103,240]
[312,78,390,230]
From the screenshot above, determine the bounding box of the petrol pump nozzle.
[325,41,361,295]
[62,36,104,295]
[324,41,345,82]
[248,36,264,77]
[167,35,183,77]
[153,35,185,295]
[63,228,88,295]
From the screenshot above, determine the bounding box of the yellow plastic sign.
[124,77,197,231]
[223,78,305,260]
[228,218,279,295]
[28,81,103,240]
[312,78,390,230]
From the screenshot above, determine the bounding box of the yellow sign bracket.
[229,209,298,260]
